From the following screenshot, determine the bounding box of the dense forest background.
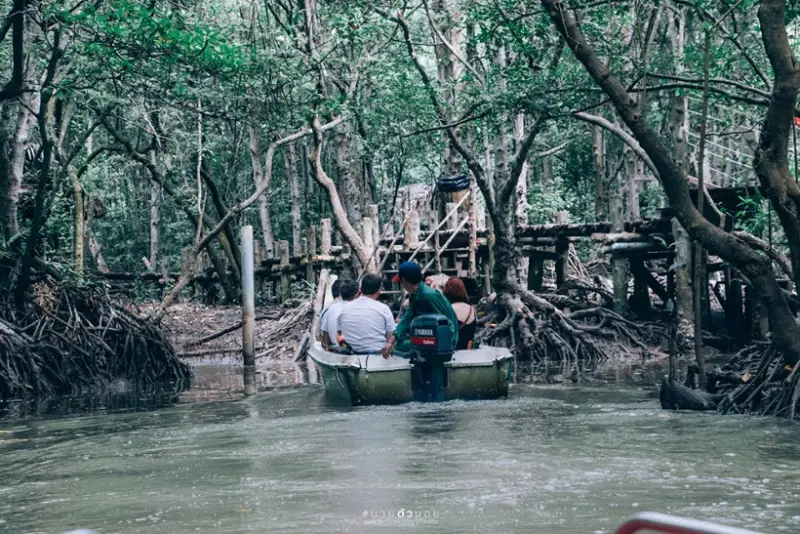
[2,0,800,358]
[0,0,780,277]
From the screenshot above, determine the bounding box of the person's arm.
[381,306,396,358]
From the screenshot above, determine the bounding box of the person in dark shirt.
[382,261,458,358]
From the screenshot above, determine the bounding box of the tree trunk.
[335,126,363,235]
[249,125,273,257]
[285,143,302,256]
[592,124,606,221]
[148,158,160,272]
[514,113,530,284]
[68,168,85,274]
[541,156,552,193]
[671,218,695,352]
[309,116,372,270]
[624,147,641,221]
[542,0,800,367]
[0,104,15,240]
[431,0,463,175]
[666,6,695,359]
[609,167,628,315]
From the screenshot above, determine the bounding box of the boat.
[615,512,762,534]
[307,341,513,405]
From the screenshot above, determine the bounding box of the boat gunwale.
[308,343,414,372]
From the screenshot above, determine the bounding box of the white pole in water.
[241,225,256,395]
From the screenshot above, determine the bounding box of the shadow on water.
[0,382,191,422]
[0,359,322,422]
[406,406,459,438]
[0,352,671,423]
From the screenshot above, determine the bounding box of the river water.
[1,365,800,534]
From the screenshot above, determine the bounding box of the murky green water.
[1,378,800,533]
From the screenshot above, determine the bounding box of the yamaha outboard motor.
[409,314,454,402]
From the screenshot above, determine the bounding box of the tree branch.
[197,117,344,255]
[385,7,494,218]
[646,72,771,99]
[541,0,800,366]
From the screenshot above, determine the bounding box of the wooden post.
[308,225,317,256]
[528,253,544,291]
[321,219,332,255]
[609,185,628,315]
[554,241,568,288]
[553,212,568,288]
[241,226,256,396]
[362,217,375,272]
[306,225,317,286]
[279,240,291,303]
[744,285,754,341]
[630,256,650,314]
[310,269,330,343]
[405,209,420,250]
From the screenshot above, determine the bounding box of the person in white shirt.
[338,274,395,354]
[320,279,358,349]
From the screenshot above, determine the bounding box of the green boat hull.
[308,343,512,406]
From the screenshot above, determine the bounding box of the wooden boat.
[307,341,513,405]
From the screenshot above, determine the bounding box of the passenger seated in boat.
[383,261,459,358]
[321,279,358,350]
[337,274,395,355]
[443,277,477,350]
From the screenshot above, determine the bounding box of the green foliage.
[0,0,786,288]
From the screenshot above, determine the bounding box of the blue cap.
[393,261,422,284]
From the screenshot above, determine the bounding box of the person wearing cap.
[383,261,459,358]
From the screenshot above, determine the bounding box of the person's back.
[338,274,395,353]
[443,277,477,350]
[321,280,358,349]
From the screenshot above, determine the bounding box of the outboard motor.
[409,314,454,402]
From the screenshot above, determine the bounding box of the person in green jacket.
[381,261,459,358]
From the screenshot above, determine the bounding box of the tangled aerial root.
[477,282,658,365]
[0,281,191,400]
[711,343,800,420]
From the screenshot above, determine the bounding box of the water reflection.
[2,358,800,533]
[1,383,800,533]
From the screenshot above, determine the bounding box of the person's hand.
[381,343,392,359]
